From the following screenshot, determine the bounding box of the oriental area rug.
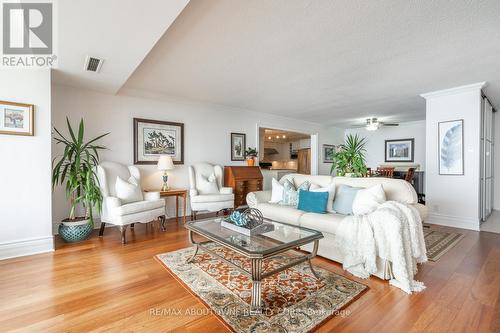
[156,244,367,333]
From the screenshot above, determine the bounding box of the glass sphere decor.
[241,208,264,229]
[229,208,264,229]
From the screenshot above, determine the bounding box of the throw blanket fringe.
[334,201,427,294]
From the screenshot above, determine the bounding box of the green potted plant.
[245,147,258,166]
[52,118,109,242]
[330,134,368,177]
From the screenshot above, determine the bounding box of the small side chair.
[188,162,234,220]
[97,161,166,244]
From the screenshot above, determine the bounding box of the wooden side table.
[147,189,188,225]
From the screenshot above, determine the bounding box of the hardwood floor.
[0,218,499,333]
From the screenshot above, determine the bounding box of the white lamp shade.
[157,155,174,170]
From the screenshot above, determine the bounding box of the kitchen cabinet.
[297,148,311,174]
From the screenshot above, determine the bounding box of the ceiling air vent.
[84,56,103,73]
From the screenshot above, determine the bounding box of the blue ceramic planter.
[59,219,93,243]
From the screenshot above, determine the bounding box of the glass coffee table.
[185,217,324,313]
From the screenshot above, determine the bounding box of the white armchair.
[97,161,166,244]
[188,162,234,219]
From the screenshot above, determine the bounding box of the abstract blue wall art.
[439,119,464,175]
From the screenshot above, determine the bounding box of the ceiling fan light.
[366,123,379,131]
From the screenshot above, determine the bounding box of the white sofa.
[246,174,428,280]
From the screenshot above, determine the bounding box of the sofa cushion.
[333,176,418,204]
[191,193,234,203]
[113,199,164,216]
[310,182,336,213]
[269,178,284,203]
[332,185,363,215]
[352,184,386,215]
[255,203,304,225]
[280,174,334,188]
[299,212,344,235]
[281,179,310,207]
[298,190,329,214]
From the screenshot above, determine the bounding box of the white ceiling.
[52,0,189,94]
[54,1,500,127]
[122,0,500,127]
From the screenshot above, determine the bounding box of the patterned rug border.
[154,255,236,333]
[155,247,369,333]
[423,227,465,262]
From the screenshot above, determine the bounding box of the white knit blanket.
[334,201,428,293]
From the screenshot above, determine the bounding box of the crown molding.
[420,82,486,99]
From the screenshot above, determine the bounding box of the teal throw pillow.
[332,185,363,215]
[297,190,329,214]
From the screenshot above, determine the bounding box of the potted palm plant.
[52,118,109,242]
[245,147,258,166]
[330,134,368,177]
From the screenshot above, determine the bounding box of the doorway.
[257,126,316,190]
[481,96,495,223]
[482,95,500,233]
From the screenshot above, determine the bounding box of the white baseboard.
[0,236,54,261]
[426,213,480,231]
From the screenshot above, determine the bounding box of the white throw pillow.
[310,183,336,213]
[352,184,386,216]
[198,173,219,194]
[115,176,143,204]
[269,178,284,203]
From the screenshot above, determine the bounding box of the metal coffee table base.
[186,230,321,313]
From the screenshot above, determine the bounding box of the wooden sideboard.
[224,166,263,208]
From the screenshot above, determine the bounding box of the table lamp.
[157,155,174,191]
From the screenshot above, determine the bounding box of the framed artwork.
[231,132,246,161]
[133,118,184,165]
[0,100,34,136]
[323,144,336,163]
[438,119,464,175]
[385,138,414,162]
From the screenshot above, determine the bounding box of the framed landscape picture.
[439,119,463,175]
[231,132,246,161]
[385,138,414,162]
[0,100,34,136]
[323,144,336,163]
[134,118,184,165]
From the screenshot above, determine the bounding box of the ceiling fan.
[352,118,399,131]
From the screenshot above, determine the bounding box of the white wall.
[52,85,343,225]
[345,120,426,170]
[422,83,483,231]
[0,69,53,259]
